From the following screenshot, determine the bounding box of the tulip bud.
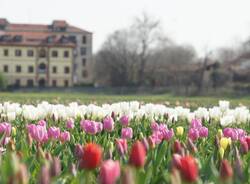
[17,163,29,184]
[240,140,248,155]
[100,160,120,184]
[129,141,146,168]
[11,127,16,136]
[148,136,155,149]
[172,154,182,170]
[176,126,184,136]
[173,140,182,154]
[234,148,243,180]
[38,162,51,184]
[220,137,230,150]
[220,160,233,181]
[217,129,223,139]
[121,167,135,184]
[74,144,84,159]
[50,157,61,177]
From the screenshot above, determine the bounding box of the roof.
[0,18,92,34]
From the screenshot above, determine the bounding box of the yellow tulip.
[219,147,224,159]
[217,129,223,139]
[11,127,16,136]
[220,137,230,150]
[176,126,184,136]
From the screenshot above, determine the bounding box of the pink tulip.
[48,127,61,139]
[27,124,48,143]
[38,120,47,127]
[223,128,246,141]
[0,122,11,136]
[151,121,159,132]
[188,128,200,141]
[60,131,70,142]
[199,127,208,137]
[116,139,128,156]
[100,160,120,184]
[120,115,130,126]
[103,116,114,132]
[66,118,75,129]
[80,120,102,135]
[190,119,202,129]
[121,127,133,139]
[162,128,174,141]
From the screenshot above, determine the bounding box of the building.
[0,18,92,87]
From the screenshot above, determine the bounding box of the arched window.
[38,63,46,73]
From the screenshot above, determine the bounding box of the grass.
[0,92,250,108]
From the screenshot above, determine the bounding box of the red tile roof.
[0,19,92,33]
[0,19,91,47]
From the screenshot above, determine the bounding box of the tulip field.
[0,100,250,183]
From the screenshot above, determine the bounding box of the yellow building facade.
[0,45,74,87]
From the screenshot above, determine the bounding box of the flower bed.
[0,100,249,183]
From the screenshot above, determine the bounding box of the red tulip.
[79,143,102,170]
[129,141,146,168]
[220,160,233,181]
[179,155,198,183]
[100,160,120,184]
[173,140,182,154]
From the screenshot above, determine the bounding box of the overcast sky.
[1,0,250,55]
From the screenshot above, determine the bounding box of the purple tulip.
[162,128,174,141]
[48,127,61,139]
[190,119,202,129]
[121,127,133,139]
[0,122,11,136]
[60,131,70,142]
[38,120,47,127]
[103,116,114,132]
[188,128,200,141]
[223,128,246,141]
[199,127,208,137]
[120,115,130,126]
[66,118,75,129]
[151,121,159,132]
[27,124,48,143]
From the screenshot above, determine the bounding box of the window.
[52,80,57,87]
[82,58,86,66]
[80,47,86,56]
[82,70,88,78]
[38,63,46,73]
[15,79,20,87]
[39,49,46,58]
[64,51,69,58]
[52,66,57,73]
[82,35,86,44]
[64,66,70,74]
[27,50,34,57]
[64,80,69,87]
[4,49,8,56]
[3,65,8,73]
[15,49,22,57]
[16,65,21,73]
[27,79,34,87]
[28,66,34,73]
[52,50,58,57]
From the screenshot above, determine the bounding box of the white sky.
[1,0,250,55]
